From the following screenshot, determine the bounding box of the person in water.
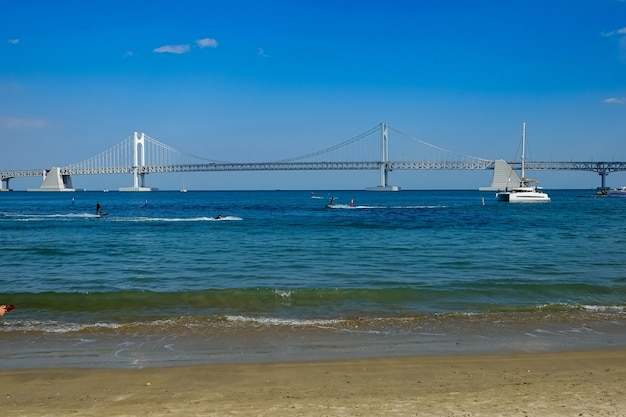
[96,201,102,215]
[215,214,222,219]
[0,304,14,317]
[329,197,334,205]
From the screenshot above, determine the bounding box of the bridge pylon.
[366,123,400,191]
[119,132,157,192]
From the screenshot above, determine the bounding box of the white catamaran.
[495,122,550,203]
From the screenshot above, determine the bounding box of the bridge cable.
[143,135,225,163]
[387,125,492,162]
[274,125,381,163]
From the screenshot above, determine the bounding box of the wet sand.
[1,349,625,416]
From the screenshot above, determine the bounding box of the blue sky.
[1,0,625,191]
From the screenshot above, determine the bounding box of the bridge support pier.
[27,167,75,192]
[479,160,522,191]
[1,178,11,191]
[366,123,400,191]
[598,171,608,189]
[119,132,157,192]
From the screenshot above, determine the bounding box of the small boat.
[496,184,550,202]
[607,187,626,198]
[180,183,187,193]
[496,122,550,203]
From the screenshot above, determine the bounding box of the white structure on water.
[27,167,75,192]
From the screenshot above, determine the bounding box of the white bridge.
[1,123,625,191]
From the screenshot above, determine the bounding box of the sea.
[1,189,625,369]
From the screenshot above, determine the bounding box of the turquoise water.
[1,189,625,368]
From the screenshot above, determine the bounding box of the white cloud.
[196,38,218,48]
[124,51,134,58]
[154,37,218,54]
[8,38,19,45]
[258,48,269,58]
[153,44,190,54]
[603,97,626,104]
[0,117,48,129]
[602,26,626,37]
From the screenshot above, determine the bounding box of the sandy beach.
[1,349,625,416]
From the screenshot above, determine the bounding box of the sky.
[1,0,625,191]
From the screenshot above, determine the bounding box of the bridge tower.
[366,123,400,191]
[119,132,157,192]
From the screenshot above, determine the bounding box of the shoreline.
[2,349,625,416]
[3,308,625,370]
[2,311,626,370]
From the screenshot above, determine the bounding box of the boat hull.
[607,187,626,198]
[495,192,510,202]
[496,189,550,203]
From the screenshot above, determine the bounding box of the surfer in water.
[215,214,222,219]
[96,201,102,215]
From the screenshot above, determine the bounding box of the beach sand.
[1,350,625,416]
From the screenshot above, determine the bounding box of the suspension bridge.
[1,123,625,192]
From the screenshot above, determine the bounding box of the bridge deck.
[3,160,626,180]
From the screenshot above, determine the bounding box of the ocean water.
[1,189,625,368]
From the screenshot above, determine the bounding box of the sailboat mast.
[521,121,526,182]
